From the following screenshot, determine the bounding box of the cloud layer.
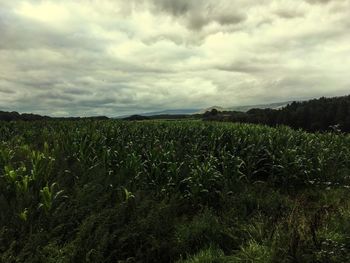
[1,0,350,116]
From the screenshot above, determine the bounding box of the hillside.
[204,95,350,132]
[0,111,50,121]
[198,101,293,114]
[0,111,109,121]
[116,109,199,119]
[116,101,293,119]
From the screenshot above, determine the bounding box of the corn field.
[1,120,350,262]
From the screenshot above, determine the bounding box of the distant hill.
[117,102,294,119]
[197,101,294,114]
[0,111,50,121]
[196,106,227,114]
[0,111,108,121]
[228,101,294,112]
[116,109,199,119]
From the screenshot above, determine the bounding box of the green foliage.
[233,240,272,263]
[1,120,350,262]
[18,208,29,222]
[176,246,226,263]
[175,209,237,255]
[204,95,350,133]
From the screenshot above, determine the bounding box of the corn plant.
[38,182,65,215]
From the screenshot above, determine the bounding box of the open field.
[1,120,350,262]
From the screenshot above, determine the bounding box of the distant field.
[1,120,350,262]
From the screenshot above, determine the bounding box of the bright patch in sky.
[15,2,69,25]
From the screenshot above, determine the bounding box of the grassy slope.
[1,120,350,262]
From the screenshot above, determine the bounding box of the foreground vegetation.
[1,120,350,262]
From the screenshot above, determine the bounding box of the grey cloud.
[0,88,16,94]
[216,63,266,74]
[186,12,246,31]
[63,88,93,95]
[144,0,247,31]
[79,98,117,107]
[142,34,184,45]
[275,10,304,19]
[216,57,281,74]
[305,0,333,4]
[0,10,107,52]
[256,18,273,27]
[153,0,192,16]
[1,0,349,117]
[214,13,247,25]
[187,13,209,31]
[36,92,75,102]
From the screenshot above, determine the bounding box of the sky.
[1,0,350,117]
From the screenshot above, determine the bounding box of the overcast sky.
[1,0,350,116]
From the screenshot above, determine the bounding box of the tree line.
[204,95,350,132]
[0,111,108,121]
